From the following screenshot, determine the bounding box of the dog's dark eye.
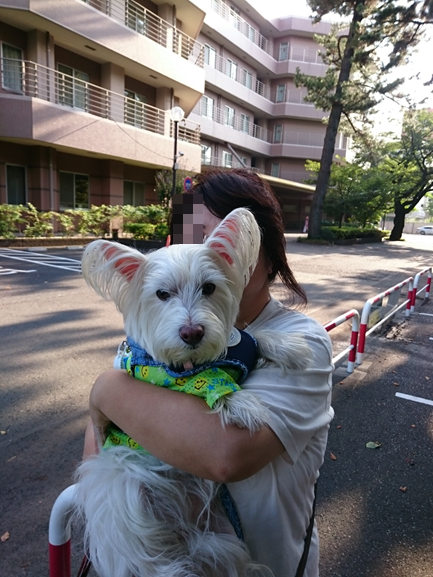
[202,283,216,296]
[156,289,170,301]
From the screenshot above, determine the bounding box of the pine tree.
[296,0,432,238]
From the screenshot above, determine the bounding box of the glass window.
[276,84,286,103]
[59,172,89,210]
[6,165,26,205]
[279,42,289,61]
[222,151,233,167]
[271,163,280,177]
[273,124,283,143]
[202,95,214,119]
[124,181,145,206]
[125,89,147,129]
[2,44,23,92]
[240,113,250,134]
[201,145,212,165]
[226,59,238,81]
[57,64,89,110]
[243,69,253,90]
[224,105,235,128]
[204,44,217,68]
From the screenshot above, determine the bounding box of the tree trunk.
[308,0,366,239]
[389,200,406,240]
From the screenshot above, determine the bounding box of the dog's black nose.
[179,325,204,346]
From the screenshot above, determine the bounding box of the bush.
[0,204,24,238]
[21,203,54,237]
[123,222,156,240]
[321,226,387,241]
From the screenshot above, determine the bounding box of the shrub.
[123,222,156,240]
[22,203,54,237]
[0,204,24,238]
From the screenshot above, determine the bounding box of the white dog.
[75,208,311,577]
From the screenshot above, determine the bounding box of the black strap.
[294,482,318,577]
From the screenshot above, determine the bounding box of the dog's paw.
[211,391,269,433]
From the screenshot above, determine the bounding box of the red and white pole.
[49,484,77,577]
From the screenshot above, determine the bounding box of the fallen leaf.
[1,532,10,542]
[336,425,342,429]
[399,486,407,493]
[426,376,430,380]
[6,456,16,463]
[330,452,337,461]
[366,441,382,449]
[393,382,399,386]
[0,431,6,435]
[411,424,416,428]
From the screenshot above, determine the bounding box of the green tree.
[384,109,433,239]
[296,0,432,239]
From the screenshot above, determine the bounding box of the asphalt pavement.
[0,236,432,576]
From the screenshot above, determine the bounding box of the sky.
[249,0,433,134]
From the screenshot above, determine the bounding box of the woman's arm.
[88,369,285,482]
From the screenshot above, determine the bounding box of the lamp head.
[170,106,185,122]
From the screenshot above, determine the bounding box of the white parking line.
[395,392,433,406]
[0,266,37,275]
[0,248,81,272]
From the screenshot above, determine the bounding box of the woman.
[84,169,334,577]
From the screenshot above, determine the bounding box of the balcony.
[82,0,204,67]
[271,87,325,120]
[0,58,201,169]
[275,46,326,76]
[271,130,346,159]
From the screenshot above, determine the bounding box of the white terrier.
[75,208,311,577]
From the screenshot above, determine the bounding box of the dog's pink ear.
[205,208,261,284]
[99,242,141,281]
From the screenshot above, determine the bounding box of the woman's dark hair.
[192,169,307,306]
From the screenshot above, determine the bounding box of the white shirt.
[227,299,334,577]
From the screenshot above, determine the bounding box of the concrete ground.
[0,233,432,576]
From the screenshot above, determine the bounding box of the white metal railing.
[1,58,201,146]
[193,98,272,143]
[81,0,204,67]
[209,53,271,100]
[273,130,324,147]
[210,0,274,56]
[289,46,323,65]
[201,155,264,172]
[271,88,313,105]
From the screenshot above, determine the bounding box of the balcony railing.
[193,98,271,143]
[274,131,324,147]
[277,46,323,65]
[209,52,271,100]
[210,0,274,57]
[202,155,264,172]
[270,88,313,105]
[1,58,201,145]
[81,0,204,67]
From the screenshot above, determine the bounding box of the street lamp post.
[170,106,185,197]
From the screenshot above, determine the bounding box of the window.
[125,90,147,129]
[240,156,248,167]
[226,59,238,81]
[126,3,147,35]
[6,165,26,205]
[124,181,145,206]
[202,95,214,119]
[57,64,89,110]
[229,5,241,30]
[270,163,280,177]
[273,124,283,143]
[278,42,289,61]
[224,105,235,128]
[2,44,23,92]
[59,172,89,210]
[204,44,217,68]
[201,145,212,165]
[240,113,250,134]
[243,69,253,90]
[276,84,286,103]
[222,151,233,168]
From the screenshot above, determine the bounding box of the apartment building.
[0,0,204,212]
[190,0,348,229]
[0,0,348,230]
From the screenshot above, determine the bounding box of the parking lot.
[0,234,432,576]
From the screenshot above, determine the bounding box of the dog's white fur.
[75,208,311,577]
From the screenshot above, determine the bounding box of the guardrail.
[355,277,414,366]
[324,309,359,373]
[411,267,432,313]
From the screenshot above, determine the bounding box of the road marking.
[0,266,37,275]
[396,392,433,407]
[419,313,433,317]
[0,248,81,272]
